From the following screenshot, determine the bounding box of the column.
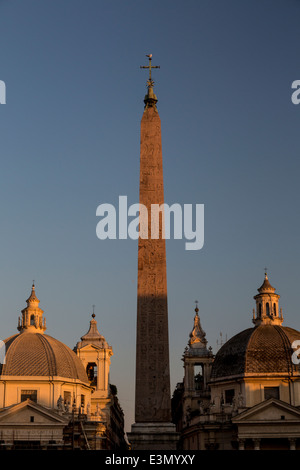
[238,438,245,450]
[289,438,296,450]
[253,438,261,450]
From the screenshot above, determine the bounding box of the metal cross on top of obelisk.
[140,54,160,87]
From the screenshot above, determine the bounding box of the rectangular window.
[21,390,37,403]
[264,386,279,400]
[64,391,71,405]
[224,389,235,404]
[81,394,85,407]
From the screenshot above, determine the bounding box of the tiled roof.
[211,325,300,379]
[0,332,89,384]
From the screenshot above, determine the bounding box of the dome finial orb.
[264,267,268,279]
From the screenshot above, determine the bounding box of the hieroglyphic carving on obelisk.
[135,55,172,423]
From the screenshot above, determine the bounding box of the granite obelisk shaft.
[135,103,172,423]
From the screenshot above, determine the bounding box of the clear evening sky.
[0,0,299,431]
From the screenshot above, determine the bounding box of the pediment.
[232,398,300,423]
[79,343,101,351]
[0,399,68,425]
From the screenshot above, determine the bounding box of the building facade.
[0,284,127,450]
[172,274,300,450]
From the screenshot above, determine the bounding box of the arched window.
[266,303,270,316]
[273,303,276,315]
[86,362,97,385]
[194,364,204,390]
[258,303,262,317]
[30,315,35,325]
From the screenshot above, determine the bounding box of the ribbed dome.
[0,332,89,384]
[211,325,300,379]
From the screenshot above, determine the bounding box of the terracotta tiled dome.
[1,332,89,384]
[211,325,300,379]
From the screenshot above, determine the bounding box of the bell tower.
[75,313,113,417]
[181,304,214,425]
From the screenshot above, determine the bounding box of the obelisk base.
[128,422,179,450]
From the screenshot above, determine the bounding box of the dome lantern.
[18,283,46,333]
[188,301,208,351]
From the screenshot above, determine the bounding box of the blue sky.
[0,0,300,431]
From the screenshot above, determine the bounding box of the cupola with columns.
[252,272,283,326]
[17,282,46,333]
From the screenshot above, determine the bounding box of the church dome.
[211,273,300,380]
[211,324,300,379]
[0,283,89,384]
[1,332,89,384]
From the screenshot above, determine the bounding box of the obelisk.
[129,55,178,450]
